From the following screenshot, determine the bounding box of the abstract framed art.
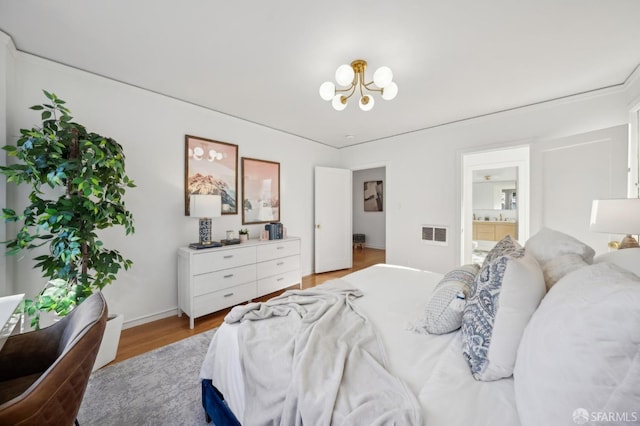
[242,157,280,224]
[364,180,383,212]
[185,135,238,215]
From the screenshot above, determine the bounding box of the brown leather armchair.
[0,291,108,426]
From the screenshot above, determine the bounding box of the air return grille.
[421,225,448,246]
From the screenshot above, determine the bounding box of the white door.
[315,167,352,273]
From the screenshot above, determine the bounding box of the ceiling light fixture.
[319,59,398,111]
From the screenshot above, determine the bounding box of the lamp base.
[618,235,640,250]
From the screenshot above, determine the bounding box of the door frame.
[351,161,389,253]
[461,146,530,264]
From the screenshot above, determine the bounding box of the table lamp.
[190,194,222,248]
[590,198,640,249]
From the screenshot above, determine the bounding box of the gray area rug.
[78,329,217,426]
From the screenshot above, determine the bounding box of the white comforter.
[200,264,521,426]
[224,279,422,425]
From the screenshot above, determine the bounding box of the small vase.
[240,234,248,243]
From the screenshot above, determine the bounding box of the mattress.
[200,264,520,425]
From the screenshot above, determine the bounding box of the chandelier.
[319,59,398,111]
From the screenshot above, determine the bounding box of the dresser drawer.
[193,264,256,296]
[256,240,300,262]
[193,282,256,318]
[192,247,256,275]
[257,255,300,280]
[257,269,301,296]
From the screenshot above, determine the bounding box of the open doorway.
[461,146,530,264]
[353,167,386,260]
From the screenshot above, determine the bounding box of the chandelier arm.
[362,81,383,93]
[336,83,357,101]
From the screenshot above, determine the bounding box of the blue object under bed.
[201,379,241,426]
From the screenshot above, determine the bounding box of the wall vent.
[422,225,448,246]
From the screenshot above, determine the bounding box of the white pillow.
[594,247,640,277]
[525,227,595,289]
[514,263,640,426]
[540,253,588,290]
[525,227,595,264]
[461,250,545,381]
[411,264,480,335]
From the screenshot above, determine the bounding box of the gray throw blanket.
[224,279,422,426]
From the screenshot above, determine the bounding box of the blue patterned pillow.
[461,248,545,381]
[482,235,522,267]
[411,264,480,335]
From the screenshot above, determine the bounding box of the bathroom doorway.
[461,146,530,264]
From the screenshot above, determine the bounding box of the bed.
[200,228,640,426]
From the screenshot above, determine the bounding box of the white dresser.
[177,237,301,328]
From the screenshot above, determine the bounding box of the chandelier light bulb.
[332,94,347,111]
[373,66,393,88]
[319,81,335,101]
[359,95,375,111]
[335,64,355,86]
[381,82,398,100]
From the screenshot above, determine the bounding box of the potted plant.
[239,228,249,242]
[1,91,135,367]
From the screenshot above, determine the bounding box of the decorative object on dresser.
[242,157,280,224]
[238,228,249,243]
[188,194,222,249]
[185,134,238,215]
[177,237,301,328]
[589,198,640,249]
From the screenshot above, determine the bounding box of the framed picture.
[364,180,383,212]
[185,135,238,215]
[242,157,280,224]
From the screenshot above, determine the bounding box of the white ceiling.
[1,1,640,149]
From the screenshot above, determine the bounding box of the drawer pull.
[277,262,284,266]
[224,255,234,259]
[277,278,284,282]
[224,274,234,278]
[223,293,234,298]
[277,246,284,250]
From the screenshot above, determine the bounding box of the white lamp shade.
[319,81,335,101]
[359,95,375,111]
[373,66,393,88]
[381,82,398,100]
[331,94,347,111]
[590,198,640,234]
[335,64,355,86]
[190,194,222,218]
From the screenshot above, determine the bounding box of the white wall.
[352,167,385,249]
[339,87,633,274]
[0,32,14,296]
[4,48,335,327]
[531,125,628,253]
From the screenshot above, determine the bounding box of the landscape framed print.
[242,157,280,224]
[185,135,238,215]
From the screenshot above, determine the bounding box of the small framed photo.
[364,180,383,212]
[242,157,280,224]
[185,135,238,215]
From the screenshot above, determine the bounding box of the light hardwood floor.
[112,247,385,364]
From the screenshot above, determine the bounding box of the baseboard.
[123,308,178,329]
